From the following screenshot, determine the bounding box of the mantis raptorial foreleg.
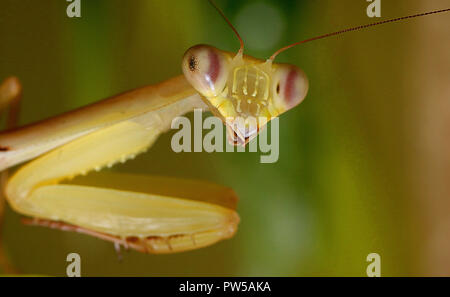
[6,119,238,243]
[0,76,239,254]
[21,171,239,253]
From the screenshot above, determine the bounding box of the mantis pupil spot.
[276,83,280,94]
[189,56,198,72]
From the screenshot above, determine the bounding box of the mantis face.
[182,45,309,145]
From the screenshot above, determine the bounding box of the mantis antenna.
[269,8,450,62]
[208,0,245,56]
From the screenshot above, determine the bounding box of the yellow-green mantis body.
[0,44,308,254]
[0,1,447,256]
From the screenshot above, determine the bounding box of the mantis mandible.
[0,1,448,255]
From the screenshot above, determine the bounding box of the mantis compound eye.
[272,65,309,113]
[182,45,230,98]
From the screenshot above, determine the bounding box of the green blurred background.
[0,0,449,276]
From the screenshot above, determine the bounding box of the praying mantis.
[0,1,448,259]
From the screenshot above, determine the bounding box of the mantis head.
[181,1,309,145]
[182,45,308,145]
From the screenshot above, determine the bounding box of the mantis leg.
[5,119,239,254]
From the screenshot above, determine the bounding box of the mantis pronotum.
[0,1,448,258]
